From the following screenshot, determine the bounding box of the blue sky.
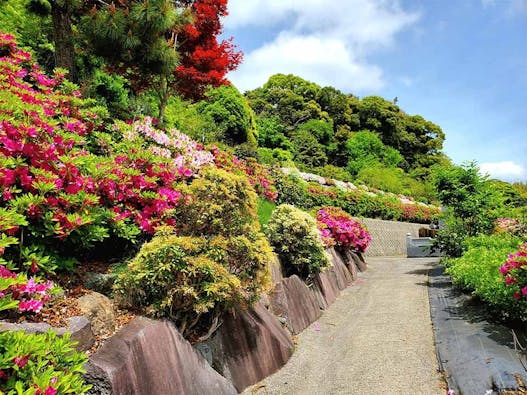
[223,0,527,182]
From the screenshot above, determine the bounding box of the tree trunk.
[51,4,77,81]
[158,77,170,125]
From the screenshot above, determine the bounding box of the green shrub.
[175,167,258,236]
[266,204,330,279]
[445,233,526,320]
[115,231,272,338]
[0,330,90,394]
[272,171,312,209]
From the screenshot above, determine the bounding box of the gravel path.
[243,257,444,395]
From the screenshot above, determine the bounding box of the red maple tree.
[174,0,243,101]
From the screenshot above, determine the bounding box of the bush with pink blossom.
[316,206,371,253]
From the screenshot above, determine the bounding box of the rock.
[312,268,340,310]
[327,249,354,290]
[270,257,284,284]
[343,251,359,281]
[84,317,237,395]
[0,316,94,352]
[269,275,321,335]
[202,302,294,392]
[56,317,95,351]
[311,249,355,309]
[77,292,115,336]
[353,251,368,272]
[84,272,116,296]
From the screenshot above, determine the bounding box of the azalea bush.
[316,207,371,253]
[500,242,527,302]
[0,330,90,394]
[0,32,216,269]
[212,148,278,201]
[494,217,526,238]
[266,204,330,280]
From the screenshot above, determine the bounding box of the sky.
[222,0,527,182]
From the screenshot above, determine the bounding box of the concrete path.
[243,257,444,395]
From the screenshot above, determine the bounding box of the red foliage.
[175,0,243,100]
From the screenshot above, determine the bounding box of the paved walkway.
[244,257,444,395]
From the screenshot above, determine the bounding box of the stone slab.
[269,275,322,334]
[202,302,294,392]
[84,316,237,395]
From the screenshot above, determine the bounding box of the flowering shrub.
[316,207,371,253]
[266,204,330,279]
[0,330,90,394]
[0,32,216,268]
[500,242,527,300]
[494,218,525,237]
[212,148,278,201]
[304,183,439,224]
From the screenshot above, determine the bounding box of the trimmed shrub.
[114,235,242,338]
[0,330,90,394]
[175,167,258,236]
[266,204,330,279]
[115,231,272,338]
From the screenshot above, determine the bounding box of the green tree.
[292,130,328,168]
[246,74,329,131]
[296,119,334,145]
[345,131,403,176]
[196,85,257,146]
[256,116,293,151]
[434,162,502,257]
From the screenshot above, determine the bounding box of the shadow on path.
[428,265,527,394]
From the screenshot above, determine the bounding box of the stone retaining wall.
[357,218,425,257]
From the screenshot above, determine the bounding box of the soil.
[3,260,137,354]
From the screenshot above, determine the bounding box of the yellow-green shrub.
[114,235,243,338]
[175,167,258,236]
[266,204,330,279]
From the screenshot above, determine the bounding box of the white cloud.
[230,33,384,93]
[480,161,526,181]
[225,0,420,92]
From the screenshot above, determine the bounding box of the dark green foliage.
[80,0,180,78]
[84,70,130,119]
[197,85,256,146]
[291,130,327,168]
[434,162,502,257]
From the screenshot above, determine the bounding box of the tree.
[246,74,329,131]
[345,131,403,176]
[196,85,256,145]
[174,0,242,101]
[434,162,502,256]
[80,0,241,121]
